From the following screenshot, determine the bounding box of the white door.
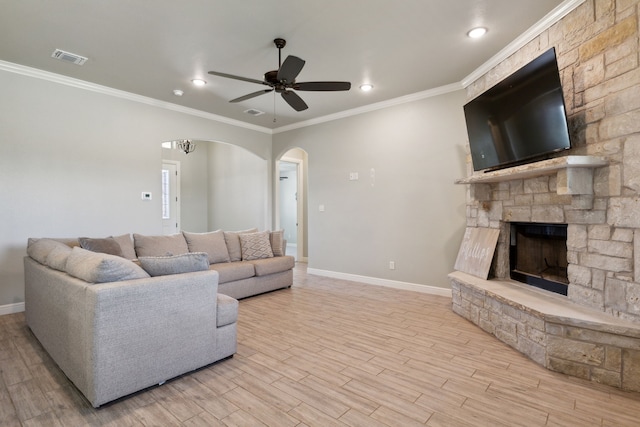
[162,161,180,235]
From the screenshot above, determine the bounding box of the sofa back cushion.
[223,228,258,262]
[65,247,150,283]
[138,252,210,277]
[269,230,285,257]
[27,238,73,271]
[133,233,189,258]
[183,230,230,264]
[110,234,137,260]
[79,237,124,257]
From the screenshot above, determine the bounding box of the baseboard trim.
[0,302,25,316]
[307,268,452,298]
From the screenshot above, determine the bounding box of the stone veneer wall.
[464,0,640,323]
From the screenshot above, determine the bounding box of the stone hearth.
[450,271,640,392]
[452,0,640,392]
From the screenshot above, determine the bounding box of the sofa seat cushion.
[65,247,150,283]
[250,255,295,277]
[133,233,189,257]
[216,294,238,327]
[209,261,255,284]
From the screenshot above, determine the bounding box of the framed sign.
[454,227,500,279]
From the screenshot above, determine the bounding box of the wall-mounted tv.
[463,47,572,172]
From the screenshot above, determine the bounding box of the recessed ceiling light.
[359,84,374,92]
[467,27,488,39]
[173,89,184,96]
[191,79,207,86]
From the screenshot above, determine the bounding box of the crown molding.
[272,82,464,134]
[1,0,584,136]
[0,60,273,134]
[461,0,586,88]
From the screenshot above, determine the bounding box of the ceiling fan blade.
[281,90,308,111]
[294,81,351,91]
[277,55,305,83]
[230,89,274,103]
[208,70,268,86]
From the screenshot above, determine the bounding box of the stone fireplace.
[450,0,640,392]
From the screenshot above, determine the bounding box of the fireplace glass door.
[509,222,568,295]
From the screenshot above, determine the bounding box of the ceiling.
[1,0,569,130]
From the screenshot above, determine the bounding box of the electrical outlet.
[141,192,152,201]
[389,261,395,270]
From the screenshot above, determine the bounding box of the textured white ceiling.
[0,0,569,129]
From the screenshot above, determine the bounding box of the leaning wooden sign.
[454,227,500,279]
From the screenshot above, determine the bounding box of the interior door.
[162,161,180,235]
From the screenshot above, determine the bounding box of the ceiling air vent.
[244,108,265,117]
[51,49,88,65]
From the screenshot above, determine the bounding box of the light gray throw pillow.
[65,247,150,283]
[239,231,274,261]
[183,230,230,264]
[133,233,189,258]
[138,252,210,277]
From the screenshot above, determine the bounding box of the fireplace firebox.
[509,222,568,295]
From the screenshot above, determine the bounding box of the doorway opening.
[276,148,308,262]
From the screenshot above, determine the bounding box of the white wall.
[273,90,469,288]
[0,69,271,307]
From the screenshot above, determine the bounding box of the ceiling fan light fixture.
[467,27,488,39]
[191,79,207,86]
[359,84,374,92]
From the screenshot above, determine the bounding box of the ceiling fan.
[208,38,351,112]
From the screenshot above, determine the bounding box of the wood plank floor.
[1,264,639,426]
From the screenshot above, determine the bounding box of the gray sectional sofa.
[24,229,294,407]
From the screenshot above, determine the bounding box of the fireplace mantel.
[455,155,607,195]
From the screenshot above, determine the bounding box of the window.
[161,169,170,219]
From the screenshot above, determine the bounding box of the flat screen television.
[463,47,572,172]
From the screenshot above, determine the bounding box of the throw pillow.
[223,228,258,262]
[110,233,137,260]
[79,237,124,257]
[133,233,189,257]
[65,247,150,283]
[239,231,274,261]
[138,252,210,277]
[269,229,285,257]
[182,230,230,264]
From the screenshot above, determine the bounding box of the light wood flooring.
[1,264,639,426]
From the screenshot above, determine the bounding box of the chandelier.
[176,139,196,154]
